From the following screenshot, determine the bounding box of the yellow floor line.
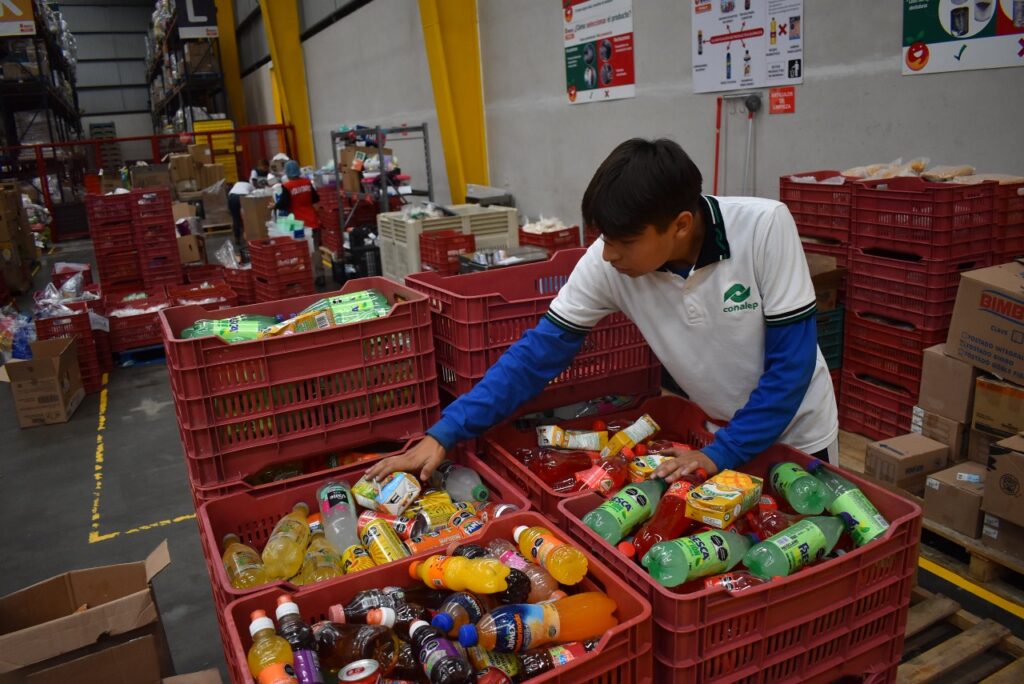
[919,556,1024,620]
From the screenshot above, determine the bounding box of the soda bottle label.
[312,547,341,570]
[450,511,484,537]
[498,548,529,571]
[269,517,307,546]
[668,532,733,576]
[227,548,263,575]
[407,528,465,554]
[665,479,698,500]
[491,604,559,652]
[292,649,324,684]
[574,464,617,495]
[770,463,815,498]
[598,485,653,529]
[417,632,464,677]
[340,545,375,574]
[468,646,521,676]
[526,531,568,567]
[547,642,587,668]
[767,520,828,573]
[447,593,487,623]
[319,483,353,516]
[831,489,889,546]
[256,663,298,684]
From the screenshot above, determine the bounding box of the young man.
[367,138,838,483]
[249,158,271,188]
[275,160,324,285]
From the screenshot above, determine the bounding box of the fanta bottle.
[408,555,510,594]
[512,526,588,585]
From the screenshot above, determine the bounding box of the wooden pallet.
[900,587,1024,682]
[203,222,232,235]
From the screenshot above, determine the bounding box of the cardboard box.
[917,343,979,424]
[0,543,172,678]
[924,463,987,538]
[980,513,1024,560]
[0,338,85,428]
[339,145,391,193]
[172,202,197,222]
[981,433,1024,528]
[183,42,218,74]
[946,262,1024,386]
[197,163,225,190]
[177,235,206,265]
[168,154,196,184]
[806,253,846,312]
[100,175,125,193]
[865,433,949,495]
[16,635,164,684]
[187,143,211,166]
[973,377,1024,440]
[130,165,170,190]
[240,193,273,240]
[202,184,232,227]
[912,406,967,462]
[967,428,999,465]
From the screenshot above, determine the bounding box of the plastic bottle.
[703,571,768,593]
[262,503,312,580]
[598,414,659,460]
[408,620,475,683]
[311,621,401,673]
[466,647,522,679]
[641,529,752,588]
[553,454,629,496]
[476,665,515,684]
[519,638,601,680]
[474,501,520,524]
[317,480,361,555]
[327,588,410,624]
[297,515,344,585]
[366,602,430,640]
[485,538,560,602]
[221,533,269,589]
[458,593,617,653]
[430,460,491,503]
[527,450,593,485]
[384,585,453,611]
[743,515,848,579]
[632,470,708,560]
[447,544,534,604]
[512,526,588,586]
[409,555,510,594]
[808,462,890,546]
[247,610,294,679]
[275,595,324,684]
[582,479,666,545]
[747,495,803,540]
[768,462,827,514]
[430,592,489,636]
[180,315,278,343]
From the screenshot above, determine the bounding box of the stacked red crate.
[780,170,856,271]
[419,229,475,275]
[34,301,104,393]
[221,266,255,305]
[248,237,314,302]
[131,189,183,289]
[167,282,238,310]
[316,188,342,258]
[994,179,1024,261]
[87,194,142,289]
[841,178,996,439]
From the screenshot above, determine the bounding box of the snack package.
[352,472,422,516]
[685,470,764,529]
[536,425,608,451]
[921,164,975,182]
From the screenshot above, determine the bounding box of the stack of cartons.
[0,182,35,293]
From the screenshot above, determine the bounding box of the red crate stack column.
[87,194,142,289]
[419,230,475,275]
[841,178,996,440]
[105,288,170,352]
[994,179,1024,261]
[221,266,255,305]
[316,188,342,258]
[131,188,184,289]
[248,237,314,302]
[518,225,581,256]
[34,301,105,394]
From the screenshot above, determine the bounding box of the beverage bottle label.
[599,485,654,529]
[831,489,889,545]
[418,632,464,676]
[270,518,306,545]
[667,531,733,577]
[770,463,815,498]
[548,642,587,668]
[766,520,828,573]
[319,483,352,516]
[525,531,567,566]
[574,464,617,495]
[228,548,262,575]
[491,604,559,652]
[446,593,486,623]
[256,663,298,684]
[292,649,324,684]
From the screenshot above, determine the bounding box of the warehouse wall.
[242,62,276,126]
[477,0,1024,223]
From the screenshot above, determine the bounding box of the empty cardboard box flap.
[165,670,223,684]
[18,635,164,684]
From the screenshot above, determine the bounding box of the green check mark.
[955,45,966,61]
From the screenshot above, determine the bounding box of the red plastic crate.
[96,249,142,286]
[51,263,93,289]
[159,278,440,485]
[197,447,531,602]
[35,301,105,394]
[249,237,312,278]
[483,396,714,524]
[92,228,137,254]
[800,238,849,269]
[222,267,255,305]
[135,219,178,244]
[419,229,476,275]
[851,177,995,260]
[105,288,170,352]
[519,226,581,255]
[406,249,661,414]
[320,223,344,258]
[849,249,989,304]
[167,282,238,309]
[995,181,1024,261]
[130,188,173,220]
[140,254,184,289]
[839,371,916,440]
[220,511,653,684]
[556,397,919,682]
[94,329,113,373]
[253,276,315,303]
[85,193,133,225]
[780,171,857,243]
[183,264,227,284]
[842,309,945,395]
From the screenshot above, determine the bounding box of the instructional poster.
[691,0,804,94]
[903,0,1024,75]
[564,0,636,104]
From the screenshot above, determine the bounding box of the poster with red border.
[903,0,1024,75]
[564,0,636,104]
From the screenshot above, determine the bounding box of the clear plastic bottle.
[262,503,312,580]
[221,533,269,589]
[247,610,294,679]
[430,460,491,503]
[768,462,827,515]
[808,462,890,546]
[743,515,848,579]
[317,480,361,555]
[298,514,343,585]
[275,595,324,684]
[641,529,752,588]
[408,620,475,683]
[311,621,401,673]
[582,479,666,545]
[366,602,430,640]
[458,593,617,653]
[512,526,588,586]
[409,555,510,594]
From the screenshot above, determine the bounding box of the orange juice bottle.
[512,526,588,585]
[408,555,510,594]
[246,610,294,679]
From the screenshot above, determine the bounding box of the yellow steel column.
[419,0,489,203]
[258,0,315,166]
[214,0,246,126]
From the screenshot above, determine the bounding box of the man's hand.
[365,436,447,482]
[652,448,719,483]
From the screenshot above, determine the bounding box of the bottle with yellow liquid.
[599,414,659,460]
[512,526,588,585]
[458,593,618,653]
[298,514,344,585]
[408,555,510,594]
[262,502,311,580]
[246,609,294,679]
[222,533,269,590]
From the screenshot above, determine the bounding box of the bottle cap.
[274,594,299,620]
[249,610,274,637]
[327,604,346,624]
[458,624,478,648]
[408,620,431,639]
[366,606,395,627]
[221,533,240,547]
[408,561,423,580]
[512,526,528,543]
[472,484,490,502]
[617,540,636,559]
[294,501,309,515]
[431,612,455,632]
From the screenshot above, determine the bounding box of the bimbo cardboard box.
[972,377,1024,438]
[0,338,85,428]
[946,261,1024,386]
[865,433,949,495]
[981,433,1024,528]
[917,344,979,424]
[924,463,987,538]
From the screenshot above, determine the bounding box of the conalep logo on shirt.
[723,283,758,313]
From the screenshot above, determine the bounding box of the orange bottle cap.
[276,594,294,606]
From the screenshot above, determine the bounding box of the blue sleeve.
[427,317,586,449]
[275,187,290,213]
[702,315,817,470]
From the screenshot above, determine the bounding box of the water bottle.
[430,460,491,503]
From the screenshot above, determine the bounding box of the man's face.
[600,217,692,277]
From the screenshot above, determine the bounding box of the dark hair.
[581,138,703,239]
[258,158,270,166]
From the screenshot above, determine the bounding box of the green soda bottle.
[180,315,278,343]
[641,529,752,588]
[808,462,890,546]
[768,462,827,514]
[582,479,666,545]
[743,515,848,579]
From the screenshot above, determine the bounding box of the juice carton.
[685,469,763,529]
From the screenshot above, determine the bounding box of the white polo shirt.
[547,195,838,455]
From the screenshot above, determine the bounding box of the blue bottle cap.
[431,613,454,633]
[458,624,478,648]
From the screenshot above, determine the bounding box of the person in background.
[275,160,324,286]
[227,180,254,261]
[249,158,271,188]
